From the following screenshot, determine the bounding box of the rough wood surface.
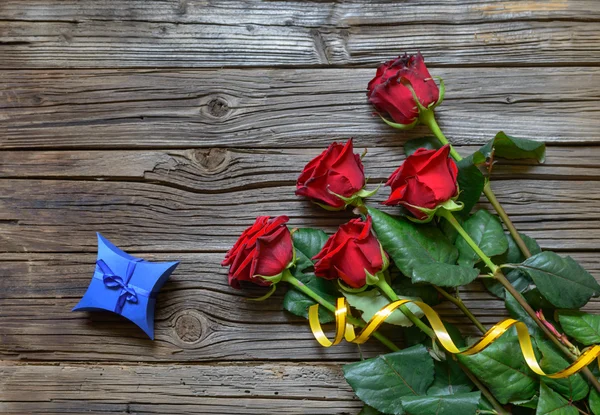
[1,1,600,414]
[2,68,599,149]
[1,1,599,68]
[0,252,599,364]
[0,362,359,414]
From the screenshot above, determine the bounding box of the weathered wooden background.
[1,1,599,414]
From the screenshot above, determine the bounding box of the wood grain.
[0,252,598,363]
[0,177,598,253]
[1,68,599,149]
[0,362,358,414]
[0,1,599,68]
[1,1,600,413]
[3,0,599,25]
[1,146,600,188]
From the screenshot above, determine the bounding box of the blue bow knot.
[96,259,143,313]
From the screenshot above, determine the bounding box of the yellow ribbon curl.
[309,298,600,379]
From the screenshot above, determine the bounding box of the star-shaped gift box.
[73,233,179,339]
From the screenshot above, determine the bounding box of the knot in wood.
[174,312,203,343]
[192,148,229,173]
[206,97,230,118]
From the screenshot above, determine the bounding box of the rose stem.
[437,208,600,394]
[419,109,532,259]
[374,279,436,339]
[281,272,400,352]
[376,277,508,415]
[434,286,487,334]
[483,181,531,257]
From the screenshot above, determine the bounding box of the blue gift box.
[72,233,179,339]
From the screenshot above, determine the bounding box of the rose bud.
[367,53,442,128]
[313,216,389,289]
[383,145,462,221]
[296,139,376,210]
[222,216,294,289]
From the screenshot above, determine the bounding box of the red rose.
[222,216,293,289]
[383,145,459,220]
[313,216,388,289]
[296,139,366,209]
[367,53,440,126]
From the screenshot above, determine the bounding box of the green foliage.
[536,382,578,415]
[534,338,589,401]
[403,137,441,156]
[517,251,600,309]
[455,210,508,268]
[478,132,546,163]
[427,358,474,396]
[283,228,337,323]
[590,388,600,415]
[359,405,383,415]
[343,345,435,415]
[505,290,541,335]
[290,228,328,272]
[485,232,540,298]
[391,276,441,306]
[458,329,539,404]
[557,311,600,346]
[343,289,423,327]
[400,392,480,415]
[368,207,478,287]
[484,268,532,299]
[494,232,542,266]
[456,157,485,218]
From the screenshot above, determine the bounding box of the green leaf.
[427,358,474,396]
[485,232,540,298]
[513,395,539,409]
[494,232,542,266]
[283,229,336,323]
[477,396,495,412]
[534,338,589,401]
[480,132,546,163]
[455,210,509,268]
[392,277,441,306]
[343,345,435,415]
[505,289,541,335]
[456,157,485,218]
[368,207,478,287]
[517,251,600,309]
[290,228,329,272]
[400,392,480,415]
[359,405,383,415]
[536,382,578,415]
[483,268,532,299]
[590,388,600,415]
[522,287,554,310]
[343,289,424,327]
[282,273,337,323]
[458,329,539,404]
[557,311,600,346]
[404,137,441,156]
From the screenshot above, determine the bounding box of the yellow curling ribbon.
[308,298,600,379]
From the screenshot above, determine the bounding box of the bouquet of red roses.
[222,54,600,415]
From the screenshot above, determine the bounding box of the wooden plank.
[0,362,358,414]
[0,178,598,253]
[0,252,598,363]
[0,251,393,362]
[1,146,600,187]
[3,0,599,26]
[1,68,599,149]
[0,2,599,68]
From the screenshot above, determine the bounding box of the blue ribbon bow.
[96,259,147,313]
